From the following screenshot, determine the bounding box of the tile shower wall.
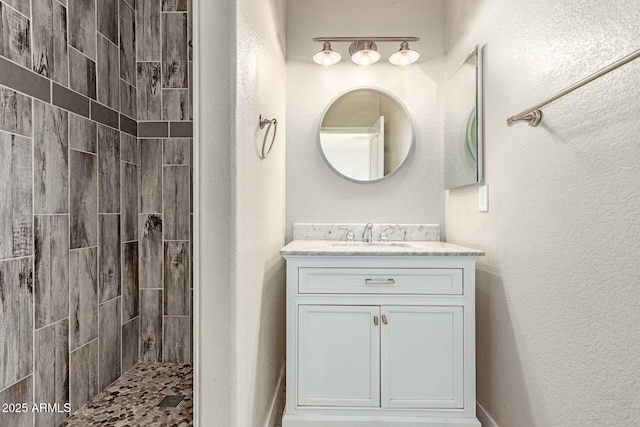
[0,0,191,425]
[0,0,138,423]
[137,0,193,365]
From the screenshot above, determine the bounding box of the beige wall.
[285,0,447,242]
[444,1,640,425]
[196,0,287,425]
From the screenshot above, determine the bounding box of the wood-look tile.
[98,125,120,213]
[136,0,160,61]
[162,13,187,88]
[2,0,29,17]
[69,248,97,350]
[119,0,135,85]
[32,0,68,85]
[121,162,138,242]
[121,317,139,372]
[0,86,32,137]
[97,0,118,44]
[139,214,161,289]
[139,139,162,213]
[70,150,97,248]
[122,0,135,10]
[69,339,98,412]
[162,0,186,11]
[98,297,121,390]
[120,80,137,119]
[0,3,31,68]
[163,166,189,240]
[189,214,193,286]
[187,0,192,61]
[98,214,120,303]
[163,138,191,165]
[0,132,32,259]
[162,89,189,121]
[0,375,33,427]
[69,47,96,99]
[69,113,97,153]
[137,62,161,120]
[140,289,162,362]
[122,241,138,322]
[188,61,192,119]
[34,101,68,214]
[34,215,68,329]
[97,34,120,110]
[0,258,33,391]
[120,132,138,163]
[164,241,189,315]
[68,0,96,60]
[163,316,190,363]
[34,320,69,427]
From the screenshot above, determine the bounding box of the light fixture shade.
[389,41,420,69]
[349,41,381,70]
[313,41,341,69]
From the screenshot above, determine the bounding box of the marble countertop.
[280,240,485,257]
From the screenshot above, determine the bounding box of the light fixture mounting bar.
[313,36,419,43]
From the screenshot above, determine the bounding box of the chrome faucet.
[363,223,373,242]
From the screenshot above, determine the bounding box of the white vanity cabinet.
[281,241,483,427]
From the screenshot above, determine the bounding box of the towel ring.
[259,115,278,159]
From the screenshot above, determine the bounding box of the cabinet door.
[381,306,464,409]
[298,305,380,407]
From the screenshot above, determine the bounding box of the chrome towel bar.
[507,48,640,127]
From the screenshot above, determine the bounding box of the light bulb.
[397,52,412,70]
[321,52,335,70]
[359,52,373,69]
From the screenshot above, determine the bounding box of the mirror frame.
[444,45,484,190]
[317,87,415,184]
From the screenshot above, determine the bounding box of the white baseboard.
[265,363,286,427]
[477,401,499,427]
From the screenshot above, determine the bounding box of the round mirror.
[318,88,414,182]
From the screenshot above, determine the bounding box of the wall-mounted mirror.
[319,88,414,183]
[444,45,483,189]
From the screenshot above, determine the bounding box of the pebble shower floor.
[62,363,192,427]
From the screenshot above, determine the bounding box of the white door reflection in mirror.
[319,88,413,183]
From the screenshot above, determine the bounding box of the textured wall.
[195,0,287,425]
[234,0,287,424]
[444,0,640,425]
[136,0,193,366]
[285,0,446,243]
[0,0,139,425]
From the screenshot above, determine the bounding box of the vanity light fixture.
[313,37,420,70]
[389,41,420,70]
[312,41,342,70]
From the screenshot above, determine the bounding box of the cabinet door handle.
[365,278,396,285]
[381,314,388,325]
[373,315,379,326]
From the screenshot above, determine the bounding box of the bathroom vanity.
[280,225,484,427]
